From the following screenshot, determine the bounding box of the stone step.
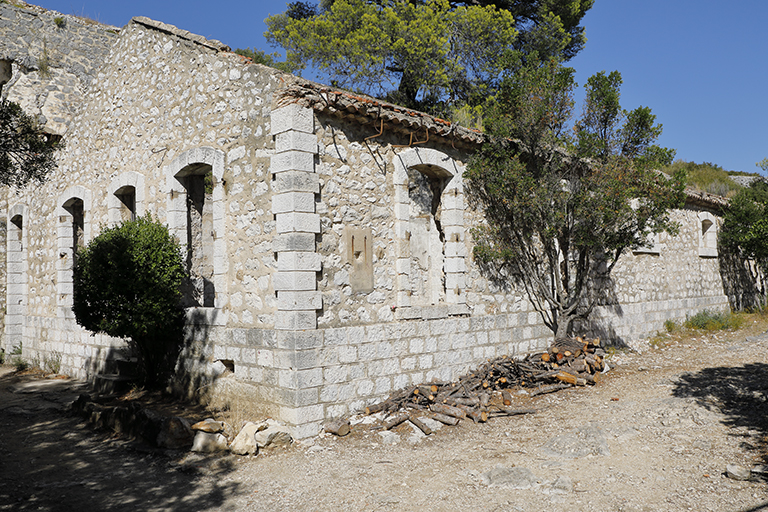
[93,374,135,395]
[103,356,138,377]
[113,358,138,377]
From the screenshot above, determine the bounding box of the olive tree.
[465,59,685,339]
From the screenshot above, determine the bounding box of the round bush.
[73,215,186,385]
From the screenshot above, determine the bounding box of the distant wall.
[0,2,118,134]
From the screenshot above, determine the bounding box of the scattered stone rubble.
[71,394,294,457]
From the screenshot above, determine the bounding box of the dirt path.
[3,321,768,512]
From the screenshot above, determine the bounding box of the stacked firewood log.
[363,336,607,433]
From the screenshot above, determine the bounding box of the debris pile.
[361,337,607,433]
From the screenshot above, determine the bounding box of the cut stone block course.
[276,212,321,234]
[278,252,322,272]
[272,192,316,214]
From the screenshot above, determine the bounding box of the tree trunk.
[555,313,574,339]
[396,68,420,109]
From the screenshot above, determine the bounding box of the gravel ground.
[2,319,768,512]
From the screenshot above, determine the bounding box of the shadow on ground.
[671,361,768,465]
[0,369,241,512]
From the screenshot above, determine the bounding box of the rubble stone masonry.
[0,4,734,438]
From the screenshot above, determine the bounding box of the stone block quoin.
[270,103,322,332]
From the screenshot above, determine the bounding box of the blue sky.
[32,0,768,174]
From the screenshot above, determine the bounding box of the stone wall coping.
[131,16,230,52]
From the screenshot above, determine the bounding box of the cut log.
[452,403,481,416]
[365,402,386,415]
[555,371,577,385]
[417,386,435,398]
[431,412,460,426]
[583,372,601,384]
[555,371,586,386]
[362,335,606,426]
[324,419,350,436]
[409,416,433,435]
[567,361,588,373]
[468,409,488,423]
[529,383,571,396]
[430,403,466,419]
[445,397,479,408]
[384,413,409,430]
[532,369,562,381]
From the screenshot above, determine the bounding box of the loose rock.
[156,416,194,450]
[539,423,610,459]
[377,431,399,445]
[191,418,225,433]
[229,422,261,456]
[726,464,752,481]
[481,466,538,489]
[191,431,229,453]
[253,421,292,448]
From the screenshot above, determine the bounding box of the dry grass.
[197,376,275,438]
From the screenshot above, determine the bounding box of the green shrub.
[73,215,186,386]
[9,343,27,371]
[663,319,679,332]
[684,309,743,331]
[53,16,65,27]
[13,357,29,372]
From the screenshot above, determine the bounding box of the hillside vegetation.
[662,160,757,198]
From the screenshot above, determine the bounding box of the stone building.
[0,4,745,437]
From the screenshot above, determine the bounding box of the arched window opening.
[165,147,226,313]
[63,198,85,265]
[6,209,26,353]
[408,164,451,305]
[114,185,136,222]
[108,172,144,227]
[57,187,91,316]
[177,165,215,307]
[698,212,718,258]
[10,214,23,247]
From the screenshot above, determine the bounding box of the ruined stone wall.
[9,18,282,379]
[0,5,734,439]
[265,107,729,426]
[588,206,728,339]
[0,2,118,135]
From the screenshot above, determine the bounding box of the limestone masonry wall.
[3,17,283,377]
[0,5,737,439]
